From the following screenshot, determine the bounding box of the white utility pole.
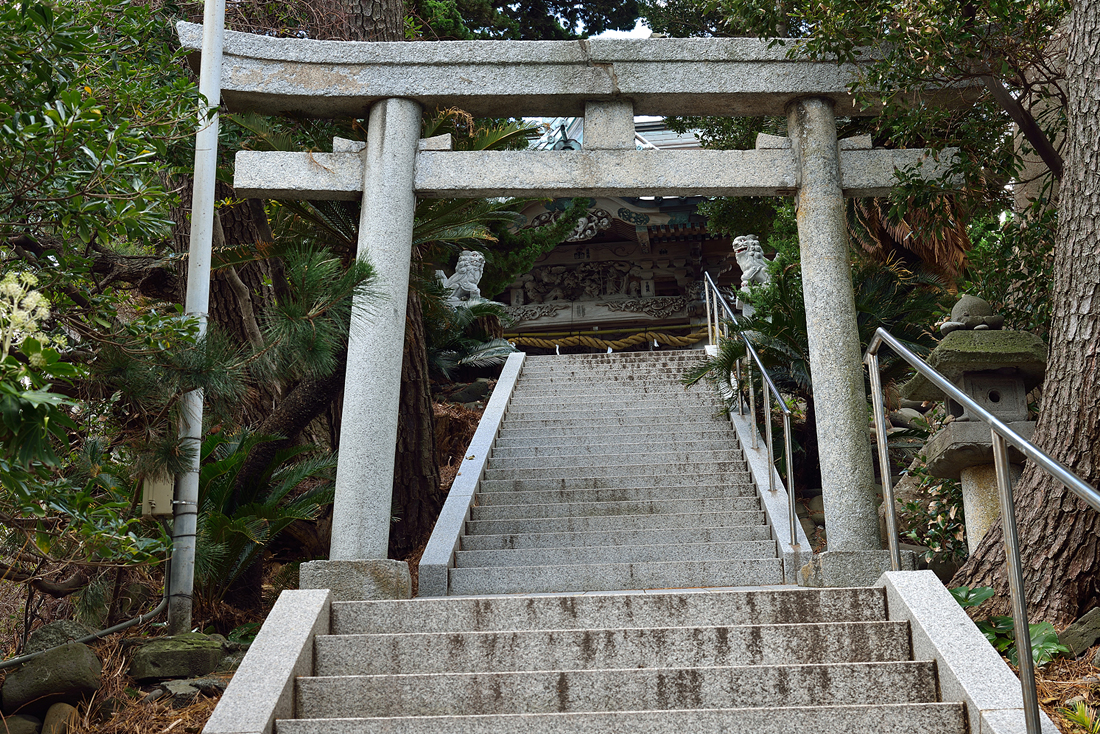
[168,0,226,635]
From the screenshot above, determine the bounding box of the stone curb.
[878,571,1060,734]
[729,411,811,584]
[202,589,330,734]
[418,352,525,597]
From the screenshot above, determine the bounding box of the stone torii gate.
[178,23,962,596]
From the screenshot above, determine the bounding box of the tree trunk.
[315,0,404,40]
[223,351,349,611]
[950,0,1100,625]
[389,289,443,558]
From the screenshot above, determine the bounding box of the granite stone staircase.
[269,352,968,734]
[203,351,1003,734]
[278,586,965,733]
[450,351,783,595]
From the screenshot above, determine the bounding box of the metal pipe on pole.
[168,0,226,635]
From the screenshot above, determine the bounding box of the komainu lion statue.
[439,250,486,304]
[733,234,770,290]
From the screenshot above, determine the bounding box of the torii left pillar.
[298,97,421,600]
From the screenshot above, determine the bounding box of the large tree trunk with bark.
[950,1,1100,625]
[389,289,443,558]
[318,0,404,40]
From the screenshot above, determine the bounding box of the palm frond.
[456,338,517,369]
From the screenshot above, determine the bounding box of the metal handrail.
[866,327,1100,734]
[703,273,799,550]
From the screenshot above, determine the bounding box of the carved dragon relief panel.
[504,303,569,322]
[527,208,613,243]
[601,297,693,319]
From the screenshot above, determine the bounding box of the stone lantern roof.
[901,329,1048,402]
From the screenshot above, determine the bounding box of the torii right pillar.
[788,97,916,585]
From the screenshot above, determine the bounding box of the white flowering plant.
[0,271,81,470]
[0,271,169,570]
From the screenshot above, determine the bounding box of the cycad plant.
[421,286,517,380]
[195,430,335,605]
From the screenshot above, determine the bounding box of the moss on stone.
[901,330,1047,401]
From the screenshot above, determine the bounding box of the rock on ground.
[1,643,101,718]
[1059,607,1100,657]
[23,621,94,657]
[128,633,226,681]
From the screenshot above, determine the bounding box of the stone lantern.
[901,296,1047,553]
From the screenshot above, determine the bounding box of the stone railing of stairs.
[199,351,1059,734]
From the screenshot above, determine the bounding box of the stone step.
[453,540,777,567]
[515,379,692,391]
[466,510,766,537]
[478,473,752,492]
[496,424,734,441]
[524,352,704,362]
[483,462,746,482]
[512,384,704,397]
[448,558,784,594]
[297,661,939,719]
[524,353,705,363]
[509,386,712,399]
[520,359,702,371]
[278,703,966,734]
[488,448,744,469]
[523,356,698,364]
[330,587,888,635]
[515,374,693,386]
[469,496,760,521]
[499,415,728,430]
[501,408,728,424]
[491,438,741,458]
[505,402,714,416]
[460,525,773,551]
[515,375,695,386]
[474,484,757,507]
[504,399,716,414]
[313,620,912,676]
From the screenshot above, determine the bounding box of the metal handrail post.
[866,349,901,570]
[865,329,1100,511]
[747,358,758,450]
[736,359,744,416]
[993,431,1042,734]
[705,281,715,345]
[862,327,1100,734]
[702,272,799,546]
[783,412,798,546]
[763,370,775,493]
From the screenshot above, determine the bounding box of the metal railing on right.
[703,273,800,552]
[866,327,1100,734]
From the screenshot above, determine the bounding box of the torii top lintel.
[176,22,968,119]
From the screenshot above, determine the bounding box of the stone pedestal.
[799,550,917,588]
[329,97,422,562]
[959,463,1022,554]
[299,560,411,601]
[788,97,880,554]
